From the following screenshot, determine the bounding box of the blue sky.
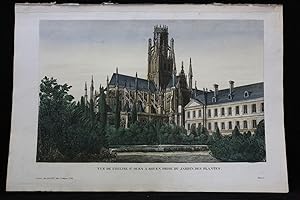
[40,20,263,100]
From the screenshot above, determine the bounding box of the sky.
[39,20,264,100]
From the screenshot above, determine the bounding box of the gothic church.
[84,25,196,128]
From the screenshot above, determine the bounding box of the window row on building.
[186,102,264,119]
[187,119,258,131]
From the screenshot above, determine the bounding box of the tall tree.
[232,125,242,138]
[115,89,121,129]
[37,76,74,161]
[131,100,138,123]
[80,96,85,109]
[213,127,222,140]
[98,87,107,129]
[89,99,95,120]
[190,124,197,136]
[198,126,209,144]
[255,120,265,139]
[97,87,108,147]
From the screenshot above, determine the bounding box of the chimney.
[213,84,219,97]
[229,80,234,94]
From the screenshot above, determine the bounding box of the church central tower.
[147,25,175,90]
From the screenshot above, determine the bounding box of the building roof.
[108,73,157,92]
[195,82,264,105]
[166,77,176,88]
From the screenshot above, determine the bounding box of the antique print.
[7,4,287,192]
[38,20,265,163]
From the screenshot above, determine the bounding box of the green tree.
[98,87,107,129]
[210,121,266,162]
[131,100,138,124]
[196,125,202,135]
[254,120,266,161]
[244,131,252,138]
[115,89,121,129]
[255,120,265,139]
[190,124,197,137]
[37,76,75,161]
[201,126,209,136]
[212,127,222,141]
[97,87,108,147]
[37,77,112,162]
[80,96,85,109]
[232,126,242,138]
[197,126,209,144]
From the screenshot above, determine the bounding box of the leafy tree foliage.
[212,127,222,141]
[131,100,138,124]
[37,76,75,161]
[108,120,212,146]
[209,120,266,162]
[97,87,108,147]
[114,89,121,129]
[232,126,242,138]
[37,77,112,162]
[37,77,266,163]
[190,124,197,137]
[244,131,252,138]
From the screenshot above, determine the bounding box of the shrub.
[212,127,222,141]
[209,121,266,162]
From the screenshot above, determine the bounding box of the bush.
[210,121,266,162]
[212,127,222,141]
[37,77,113,162]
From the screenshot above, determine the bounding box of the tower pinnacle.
[90,75,94,101]
[116,67,119,87]
[106,75,109,89]
[188,57,193,90]
[181,61,184,73]
[135,72,138,90]
[148,25,173,89]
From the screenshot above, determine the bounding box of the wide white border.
[7,4,287,192]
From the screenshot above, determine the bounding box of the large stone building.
[83,24,264,133]
[84,25,195,127]
[184,81,264,134]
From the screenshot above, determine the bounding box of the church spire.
[90,75,94,101]
[116,67,119,88]
[135,72,138,90]
[85,81,87,95]
[188,57,193,90]
[170,38,176,73]
[172,71,176,88]
[181,61,184,74]
[84,81,88,104]
[106,75,109,90]
[194,80,197,98]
